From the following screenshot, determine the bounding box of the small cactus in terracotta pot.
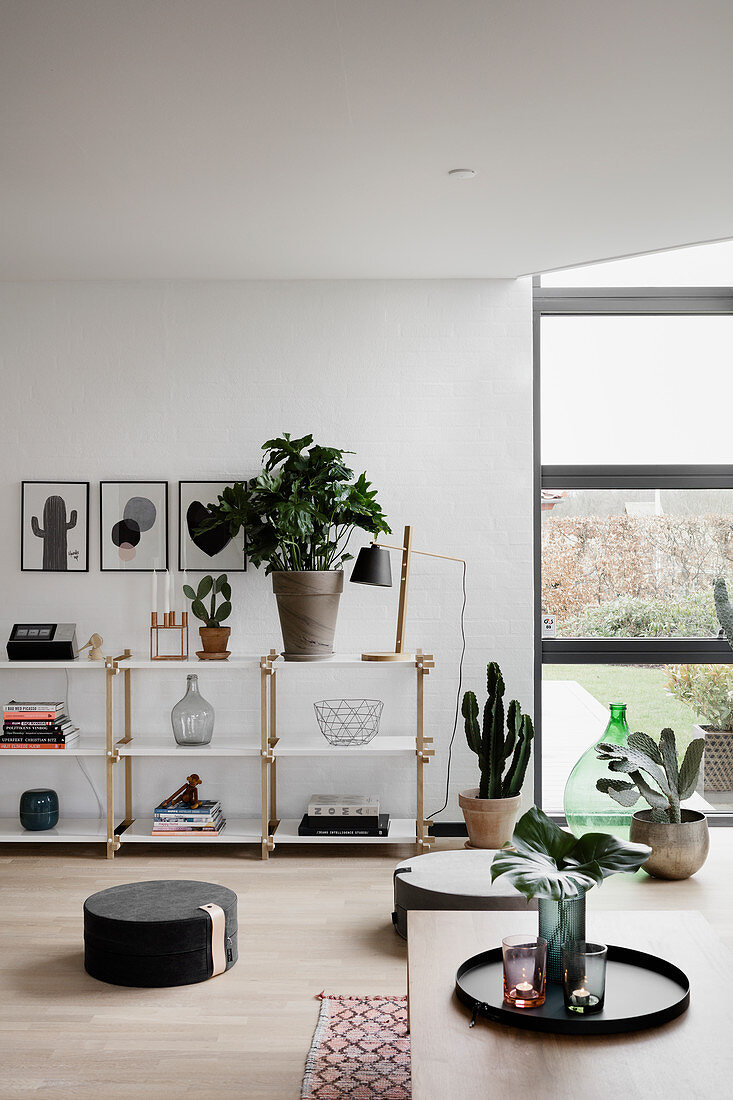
[183,574,232,659]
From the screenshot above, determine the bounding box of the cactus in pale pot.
[462,661,534,799]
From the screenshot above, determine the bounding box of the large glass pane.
[541,316,733,464]
[542,664,733,816]
[541,239,733,287]
[541,488,733,638]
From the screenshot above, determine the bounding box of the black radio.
[7,623,78,661]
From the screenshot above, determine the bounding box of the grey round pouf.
[84,879,238,987]
[392,849,536,939]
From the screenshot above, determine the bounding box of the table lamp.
[350,525,464,661]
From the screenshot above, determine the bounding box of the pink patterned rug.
[301,994,411,1099]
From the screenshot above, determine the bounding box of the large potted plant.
[666,663,733,794]
[459,661,534,848]
[199,434,390,661]
[491,806,650,981]
[594,728,708,880]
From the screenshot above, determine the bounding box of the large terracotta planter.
[629,808,709,880]
[272,570,344,661]
[458,789,521,849]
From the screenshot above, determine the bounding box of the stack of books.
[298,794,389,837]
[152,799,226,836]
[0,699,79,749]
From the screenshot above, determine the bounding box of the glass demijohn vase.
[564,702,632,840]
[171,674,214,746]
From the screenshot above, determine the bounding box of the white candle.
[164,570,171,613]
[571,987,591,1005]
[516,981,534,995]
[169,570,176,613]
[151,569,158,613]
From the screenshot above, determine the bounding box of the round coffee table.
[392,849,535,939]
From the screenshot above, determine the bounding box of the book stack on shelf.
[0,699,79,749]
[298,794,389,837]
[152,799,226,836]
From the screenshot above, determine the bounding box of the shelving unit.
[1,647,436,860]
[260,647,435,856]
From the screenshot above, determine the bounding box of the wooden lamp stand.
[357,525,464,662]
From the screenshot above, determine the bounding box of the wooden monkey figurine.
[79,633,104,661]
[160,773,203,809]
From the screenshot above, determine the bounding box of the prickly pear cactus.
[714,577,733,648]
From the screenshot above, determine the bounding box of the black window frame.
[533,277,733,825]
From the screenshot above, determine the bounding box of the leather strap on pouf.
[199,903,227,976]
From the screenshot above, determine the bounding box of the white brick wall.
[0,279,533,822]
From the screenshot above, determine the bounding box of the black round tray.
[456,945,689,1035]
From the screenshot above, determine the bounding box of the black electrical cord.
[427,558,467,821]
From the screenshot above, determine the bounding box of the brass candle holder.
[150,611,189,661]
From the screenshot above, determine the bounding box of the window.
[534,244,733,824]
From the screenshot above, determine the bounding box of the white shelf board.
[0,737,107,757]
[0,817,106,842]
[120,817,261,843]
[273,818,417,844]
[0,659,105,670]
[275,735,415,756]
[270,654,420,669]
[116,656,260,669]
[116,736,261,757]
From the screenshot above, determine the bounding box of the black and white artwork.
[100,481,168,571]
[21,482,89,571]
[178,481,246,571]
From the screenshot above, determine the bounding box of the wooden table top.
[407,909,733,1100]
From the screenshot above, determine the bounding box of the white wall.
[0,279,533,825]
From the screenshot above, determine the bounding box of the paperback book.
[307,794,379,818]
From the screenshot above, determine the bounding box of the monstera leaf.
[490,806,651,902]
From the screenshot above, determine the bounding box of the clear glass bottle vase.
[171,674,214,746]
[564,702,632,839]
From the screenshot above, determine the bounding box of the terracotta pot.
[629,808,709,880]
[458,789,521,849]
[272,570,344,661]
[198,626,231,654]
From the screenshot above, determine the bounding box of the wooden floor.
[2,832,733,1099]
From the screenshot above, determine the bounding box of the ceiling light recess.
[448,168,477,179]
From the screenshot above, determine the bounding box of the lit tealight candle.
[571,987,591,1006]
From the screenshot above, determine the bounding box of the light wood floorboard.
[2,831,733,1099]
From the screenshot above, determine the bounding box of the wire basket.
[313,699,384,746]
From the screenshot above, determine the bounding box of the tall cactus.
[462,660,534,799]
[714,577,733,648]
[595,728,704,824]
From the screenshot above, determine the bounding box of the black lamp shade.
[350,544,393,587]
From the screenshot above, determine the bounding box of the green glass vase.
[563,703,632,840]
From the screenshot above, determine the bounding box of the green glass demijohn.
[563,703,632,840]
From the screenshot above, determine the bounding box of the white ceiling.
[2,0,733,279]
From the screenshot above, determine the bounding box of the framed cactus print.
[100,481,168,571]
[21,481,89,572]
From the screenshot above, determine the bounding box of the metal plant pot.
[458,789,521,849]
[629,808,709,880]
[272,570,344,661]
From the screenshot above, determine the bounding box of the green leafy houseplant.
[595,728,704,825]
[183,574,232,627]
[462,661,534,799]
[491,806,650,980]
[490,805,650,901]
[198,433,391,574]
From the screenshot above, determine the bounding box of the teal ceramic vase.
[564,702,632,840]
[19,788,59,831]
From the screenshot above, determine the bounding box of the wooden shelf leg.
[260,657,271,860]
[105,661,115,860]
[416,659,424,851]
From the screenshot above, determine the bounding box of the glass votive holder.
[562,941,608,1014]
[502,935,547,1008]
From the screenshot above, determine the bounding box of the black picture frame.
[21,481,90,572]
[178,480,247,572]
[99,481,169,572]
